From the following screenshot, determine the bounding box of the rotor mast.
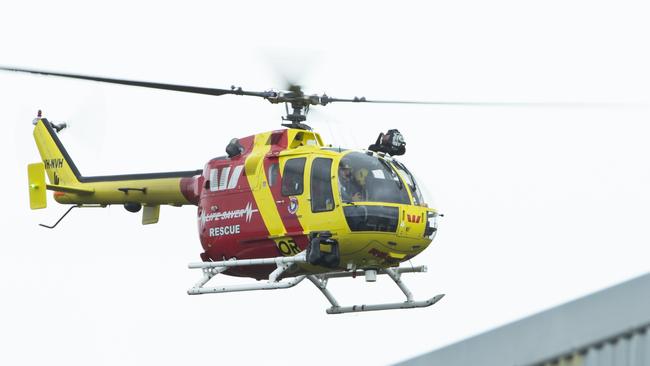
[266,85,318,130]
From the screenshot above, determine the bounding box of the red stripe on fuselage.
[198,135,276,264]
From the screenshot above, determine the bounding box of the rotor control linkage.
[187,253,444,314]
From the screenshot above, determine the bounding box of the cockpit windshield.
[338,152,410,205]
[392,159,425,206]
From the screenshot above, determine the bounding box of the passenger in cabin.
[354,168,369,191]
[339,160,363,202]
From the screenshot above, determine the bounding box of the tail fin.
[32,118,81,186]
[29,116,201,221]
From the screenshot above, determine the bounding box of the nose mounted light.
[368,129,406,156]
[424,211,439,239]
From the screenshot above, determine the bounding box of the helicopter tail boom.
[29,117,202,223]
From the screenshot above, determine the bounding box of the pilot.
[339,160,363,202]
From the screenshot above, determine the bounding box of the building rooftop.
[396,273,650,366]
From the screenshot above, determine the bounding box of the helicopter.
[8,65,571,314]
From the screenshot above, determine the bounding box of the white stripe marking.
[210,169,219,191]
[219,166,231,191]
[227,165,244,189]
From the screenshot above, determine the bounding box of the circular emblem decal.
[288,196,299,215]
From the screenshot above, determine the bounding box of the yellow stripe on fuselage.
[246,132,287,236]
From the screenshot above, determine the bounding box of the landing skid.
[187,253,444,314]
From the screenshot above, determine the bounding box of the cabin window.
[310,158,334,212]
[281,158,306,196]
[267,162,279,187]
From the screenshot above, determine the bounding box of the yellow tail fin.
[32,118,81,187]
[28,121,94,209]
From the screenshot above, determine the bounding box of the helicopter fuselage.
[184,129,437,279]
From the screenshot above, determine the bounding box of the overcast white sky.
[1,1,649,365]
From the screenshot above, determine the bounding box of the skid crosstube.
[187,253,444,314]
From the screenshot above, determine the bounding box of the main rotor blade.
[324,97,638,108]
[3,66,640,109]
[0,66,273,98]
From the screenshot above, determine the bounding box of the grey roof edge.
[394,272,650,366]
[529,321,650,366]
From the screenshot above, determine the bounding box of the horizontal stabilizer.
[46,184,95,195]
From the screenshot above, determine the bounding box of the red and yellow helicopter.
[6,66,446,314]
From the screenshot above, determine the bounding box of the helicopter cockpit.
[338,152,411,205]
[332,151,430,234]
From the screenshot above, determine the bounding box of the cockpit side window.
[310,158,334,212]
[267,162,279,187]
[281,158,306,196]
[392,160,425,206]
